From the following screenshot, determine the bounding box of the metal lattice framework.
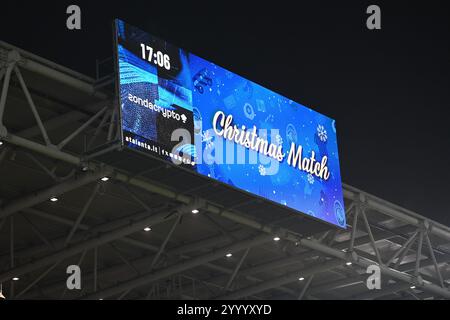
[0,41,449,300]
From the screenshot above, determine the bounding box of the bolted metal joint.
[356,193,369,212]
[412,275,424,287]
[346,251,359,264]
[7,50,21,64]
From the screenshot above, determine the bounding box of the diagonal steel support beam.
[81,234,272,300]
[297,275,314,300]
[424,232,445,288]
[86,109,111,150]
[394,232,418,269]
[360,208,383,265]
[19,213,53,249]
[15,262,60,298]
[64,183,101,247]
[14,66,52,146]
[0,169,110,220]
[386,230,418,266]
[307,275,365,297]
[0,206,174,283]
[216,259,343,300]
[224,247,250,291]
[150,214,182,270]
[414,230,424,277]
[108,243,140,276]
[107,108,117,142]
[22,229,257,299]
[57,107,107,150]
[398,254,448,273]
[20,151,60,181]
[0,65,6,81]
[0,55,16,125]
[349,205,359,252]
[18,100,112,140]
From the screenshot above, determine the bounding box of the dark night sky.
[1,1,449,225]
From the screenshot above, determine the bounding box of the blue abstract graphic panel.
[115,19,346,228]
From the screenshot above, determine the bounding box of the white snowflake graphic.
[317,125,328,142]
[307,173,315,185]
[258,165,266,176]
[275,134,283,146]
[202,130,214,149]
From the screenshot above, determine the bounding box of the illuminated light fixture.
[298,277,305,281]
[273,237,281,242]
[12,277,19,281]
[144,227,152,232]
[410,285,416,289]
[0,283,5,299]
[346,262,352,266]
[101,177,110,182]
[191,209,200,214]
[226,253,233,258]
[50,197,58,202]
[0,141,3,146]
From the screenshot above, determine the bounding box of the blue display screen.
[114,19,346,228]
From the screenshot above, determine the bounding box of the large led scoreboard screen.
[114,19,346,228]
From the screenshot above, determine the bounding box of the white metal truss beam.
[1,132,449,298]
[1,44,449,299]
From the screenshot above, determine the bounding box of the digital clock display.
[140,44,171,70]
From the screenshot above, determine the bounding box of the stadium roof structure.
[0,41,449,300]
